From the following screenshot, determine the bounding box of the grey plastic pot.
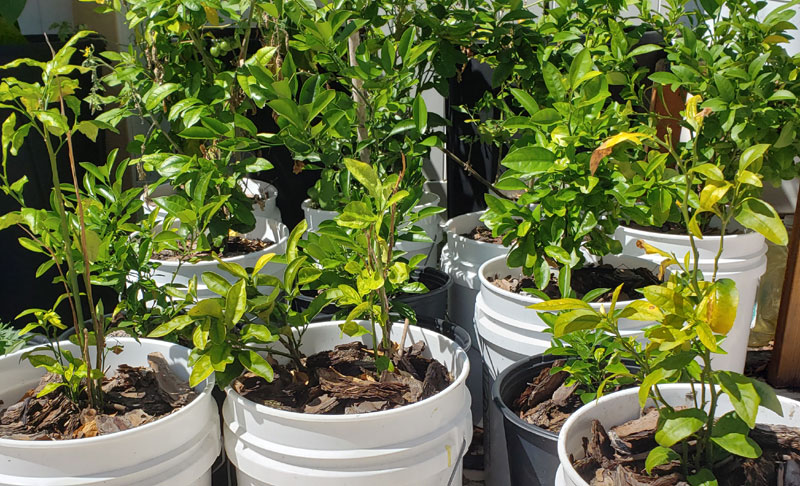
[487,354,641,486]
[487,354,563,486]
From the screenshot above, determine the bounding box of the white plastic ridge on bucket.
[615,225,768,372]
[149,216,288,300]
[223,321,472,486]
[0,337,220,486]
[556,384,800,486]
[475,254,656,380]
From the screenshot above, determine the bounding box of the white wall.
[17,0,75,35]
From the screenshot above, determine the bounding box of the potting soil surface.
[490,263,660,301]
[152,235,273,261]
[0,352,197,440]
[233,340,452,414]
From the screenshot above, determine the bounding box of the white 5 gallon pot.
[151,217,288,300]
[223,320,472,486]
[0,337,220,486]
[555,384,800,486]
[143,177,281,223]
[477,254,656,486]
[440,211,508,426]
[240,178,282,223]
[614,225,767,372]
[476,254,655,379]
[303,192,444,266]
[300,199,337,233]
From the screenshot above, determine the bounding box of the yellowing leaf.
[203,6,220,25]
[764,35,788,44]
[698,182,732,211]
[697,279,738,335]
[590,132,649,175]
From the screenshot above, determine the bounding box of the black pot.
[414,315,471,353]
[396,267,452,320]
[486,354,563,486]
[487,354,640,486]
[295,267,453,321]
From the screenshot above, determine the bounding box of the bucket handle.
[446,439,468,486]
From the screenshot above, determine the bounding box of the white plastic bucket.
[475,254,655,380]
[440,211,508,426]
[150,217,288,300]
[143,177,281,223]
[0,337,220,486]
[303,193,443,266]
[556,384,800,486]
[476,254,658,486]
[223,321,472,486]
[240,178,281,223]
[615,225,768,372]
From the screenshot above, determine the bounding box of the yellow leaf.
[203,6,220,25]
[697,279,739,335]
[590,132,649,175]
[698,182,731,211]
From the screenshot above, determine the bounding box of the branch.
[440,147,514,200]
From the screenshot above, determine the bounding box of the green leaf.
[655,408,708,447]
[202,272,232,296]
[225,280,247,326]
[241,324,275,343]
[188,298,224,319]
[735,198,788,245]
[768,89,796,101]
[501,146,555,175]
[711,412,762,458]
[37,381,66,398]
[645,446,680,474]
[649,72,681,86]
[216,259,248,279]
[268,99,304,128]
[713,74,734,102]
[542,61,566,100]
[529,298,592,312]
[179,126,217,139]
[628,44,663,58]
[553,309,602,337]
[343,158,380,198]
[568,48,593,90]
[620,300,664,321]
[717,371,760,428]
[189,354,214,387]
[510,88,538,116]
[739,144,770,171]
[413,96,427,133]
[238,350,274,382]
[253,252,276,275]
[0,0,26,23]
[530,108,561,125]
[639,368,676,408]
[340,320,371,337]
[750,378,783,417]
[641,285,692,317]
[144,83,181,111]
[148,314,194,337]
[687,468,718,486]
[690,163,725,181]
